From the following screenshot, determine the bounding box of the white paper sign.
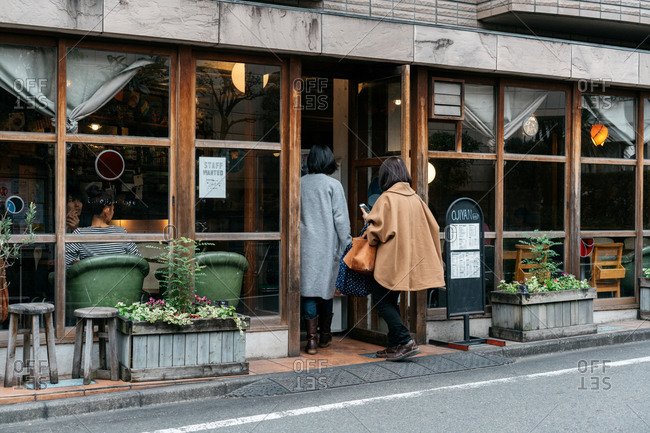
[450,251,481,279]
[448,223,480,251]
[198,157,226,199]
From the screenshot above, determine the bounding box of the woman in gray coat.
[300,144,351,354]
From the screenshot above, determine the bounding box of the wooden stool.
[72,307,119,385]
[4,303,58,390]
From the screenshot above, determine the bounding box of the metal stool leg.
[31,315,41,390]
[4,313,18,388]
[72,319,84,379]
[44,312,58,384]
[83,318,93,385]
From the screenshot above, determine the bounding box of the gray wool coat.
[300,173,352,299]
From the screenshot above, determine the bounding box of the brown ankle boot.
[304,316,318,355]
[318,313,334,348]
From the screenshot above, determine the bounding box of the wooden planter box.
[489,288,597,342]
[116,316,249,382]
[640,278,650,320]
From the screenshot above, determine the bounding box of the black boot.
[304,316,318,355]
[318,313,333,348]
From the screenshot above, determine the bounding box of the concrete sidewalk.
[1,319,649,424]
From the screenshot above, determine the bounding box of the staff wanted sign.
[198,157,226,199]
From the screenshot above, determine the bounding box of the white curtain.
[464,84,496,150]
[0,44,152,133]
[582,95,636,158]
[0,45,57,118]
[464,86,549,151]
[503,88,548,141]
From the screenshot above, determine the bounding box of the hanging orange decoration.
[590,124,608,146]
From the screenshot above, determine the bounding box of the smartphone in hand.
[359,203,370,213]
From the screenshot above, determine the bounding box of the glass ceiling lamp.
[428,162,436,184]
[231,63,246,93]
[590,124,608,146]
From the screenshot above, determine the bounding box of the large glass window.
[463,84,495,153]
[581,94,636,159]
[0,141,55,232]
[0,243,55,330]
[195,61,281,142]
[504,87,566,156]
[195,148,280,233]
[207,240,280,315]
[356,77,401,159]
[428,158,495,229]
[66,48,170,137]
[66,143,169,232]
[0,43,56,133]
[504,161,564,231]
[581,164,634,230]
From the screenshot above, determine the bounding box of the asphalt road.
[4,340,650,433]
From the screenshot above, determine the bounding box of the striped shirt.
[65,225,141,268]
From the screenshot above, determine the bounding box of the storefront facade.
[1,0,650,359]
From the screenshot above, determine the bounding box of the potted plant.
[639,268,650,320]
[0,202,36,322]
[489,232,597,342]
[114,237,249,382]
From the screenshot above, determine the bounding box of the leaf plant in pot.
[116,237,246,332]
[489,231,597,342]
[115,237,250,382]
[0,202,36,322]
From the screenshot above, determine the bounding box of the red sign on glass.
[95,150,125,181]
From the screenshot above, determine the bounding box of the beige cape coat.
[366,182,445,291]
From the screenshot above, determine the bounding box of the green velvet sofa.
[65,254,149,319]
[155,251,249,308]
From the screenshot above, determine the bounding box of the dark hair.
[378,157,412,191]
[307,144,337,175]
[86,185,113,216]
[67,183,84,202]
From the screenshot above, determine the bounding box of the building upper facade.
[0,0,649,88]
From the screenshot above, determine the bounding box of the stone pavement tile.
[36,391,84,401]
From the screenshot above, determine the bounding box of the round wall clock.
[523,115,539,137]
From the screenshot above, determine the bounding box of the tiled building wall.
[477,0,650,24]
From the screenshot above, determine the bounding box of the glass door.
[347,68,411,345]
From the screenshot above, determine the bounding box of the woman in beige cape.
[363,157,445,361]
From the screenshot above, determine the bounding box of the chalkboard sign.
[445,198,485,318]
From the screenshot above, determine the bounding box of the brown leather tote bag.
[343,233,376,276]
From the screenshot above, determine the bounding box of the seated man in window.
[65,186,141,268]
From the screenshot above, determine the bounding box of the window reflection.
[66,48,169,137]
[195,61,281,142]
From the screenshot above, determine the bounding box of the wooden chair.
[590,243,625,298]
[514,244,549,282]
